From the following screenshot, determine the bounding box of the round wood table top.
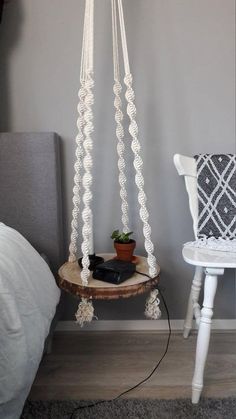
[58,253,160,300]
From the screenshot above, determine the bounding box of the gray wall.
[0,0,235,320]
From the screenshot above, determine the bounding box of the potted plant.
[111,229,136,262]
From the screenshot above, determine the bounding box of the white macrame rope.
[117,0,130,75]
[125,73,157,278]
[71,1,96,319]
[80,0,90,82]
[117,1,157,277]
[68,0,91,262]
[112,0,129,233]
[145,289,161,320]
[88,0,94,72]
[111,0,120,81]
[68,83,86,262]
[69,0,157,284]
[75,297,96,327]
[80,0,95,286]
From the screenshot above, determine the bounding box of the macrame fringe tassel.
[75,297,96,327]
[145,289,161,320]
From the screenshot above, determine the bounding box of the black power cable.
[69,274,171,419]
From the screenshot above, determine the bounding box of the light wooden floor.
[29,331,236,400]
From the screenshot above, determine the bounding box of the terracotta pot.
[114,240,136,262]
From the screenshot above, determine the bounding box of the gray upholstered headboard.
[0,132,65,274]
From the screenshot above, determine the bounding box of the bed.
[0,132,64,419]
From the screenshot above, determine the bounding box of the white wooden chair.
[173,153,236,404]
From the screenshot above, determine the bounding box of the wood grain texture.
[29,331,236,401]
[58,254,160,300]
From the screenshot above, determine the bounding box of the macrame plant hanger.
[59,0,161,326]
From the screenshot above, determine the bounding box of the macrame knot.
[145,289,161,320]
[75,298,96,327]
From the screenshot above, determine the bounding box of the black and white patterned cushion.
[194,154,236,239]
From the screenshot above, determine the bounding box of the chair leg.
[183,266,203,338]
[192,267,224,404]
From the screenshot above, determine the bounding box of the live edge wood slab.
[58,253,160,300]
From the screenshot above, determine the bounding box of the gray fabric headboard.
[0,132,65,274]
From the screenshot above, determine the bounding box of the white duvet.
[0,224,60,419]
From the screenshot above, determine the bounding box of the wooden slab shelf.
[58,253,160,300]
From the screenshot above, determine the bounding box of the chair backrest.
[173,154,198,239]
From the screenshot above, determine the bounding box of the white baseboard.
[56,319,236,332]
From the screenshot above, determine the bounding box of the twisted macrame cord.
[69,0,158,326]
[112,0,130,233]
[117,0,157,278]
[69,0,94,266]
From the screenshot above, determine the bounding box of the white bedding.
[0,224,60,419]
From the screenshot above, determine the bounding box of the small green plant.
[111,229,133,243]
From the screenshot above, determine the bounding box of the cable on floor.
[69,273,171,419]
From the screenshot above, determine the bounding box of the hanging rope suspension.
[69,0,157,277]
[80,0,95,285]
[117,0,157,278]
[112,0,130,234]
[67,0,159,326]
[69,0,94,264]
[74,0,96,326]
